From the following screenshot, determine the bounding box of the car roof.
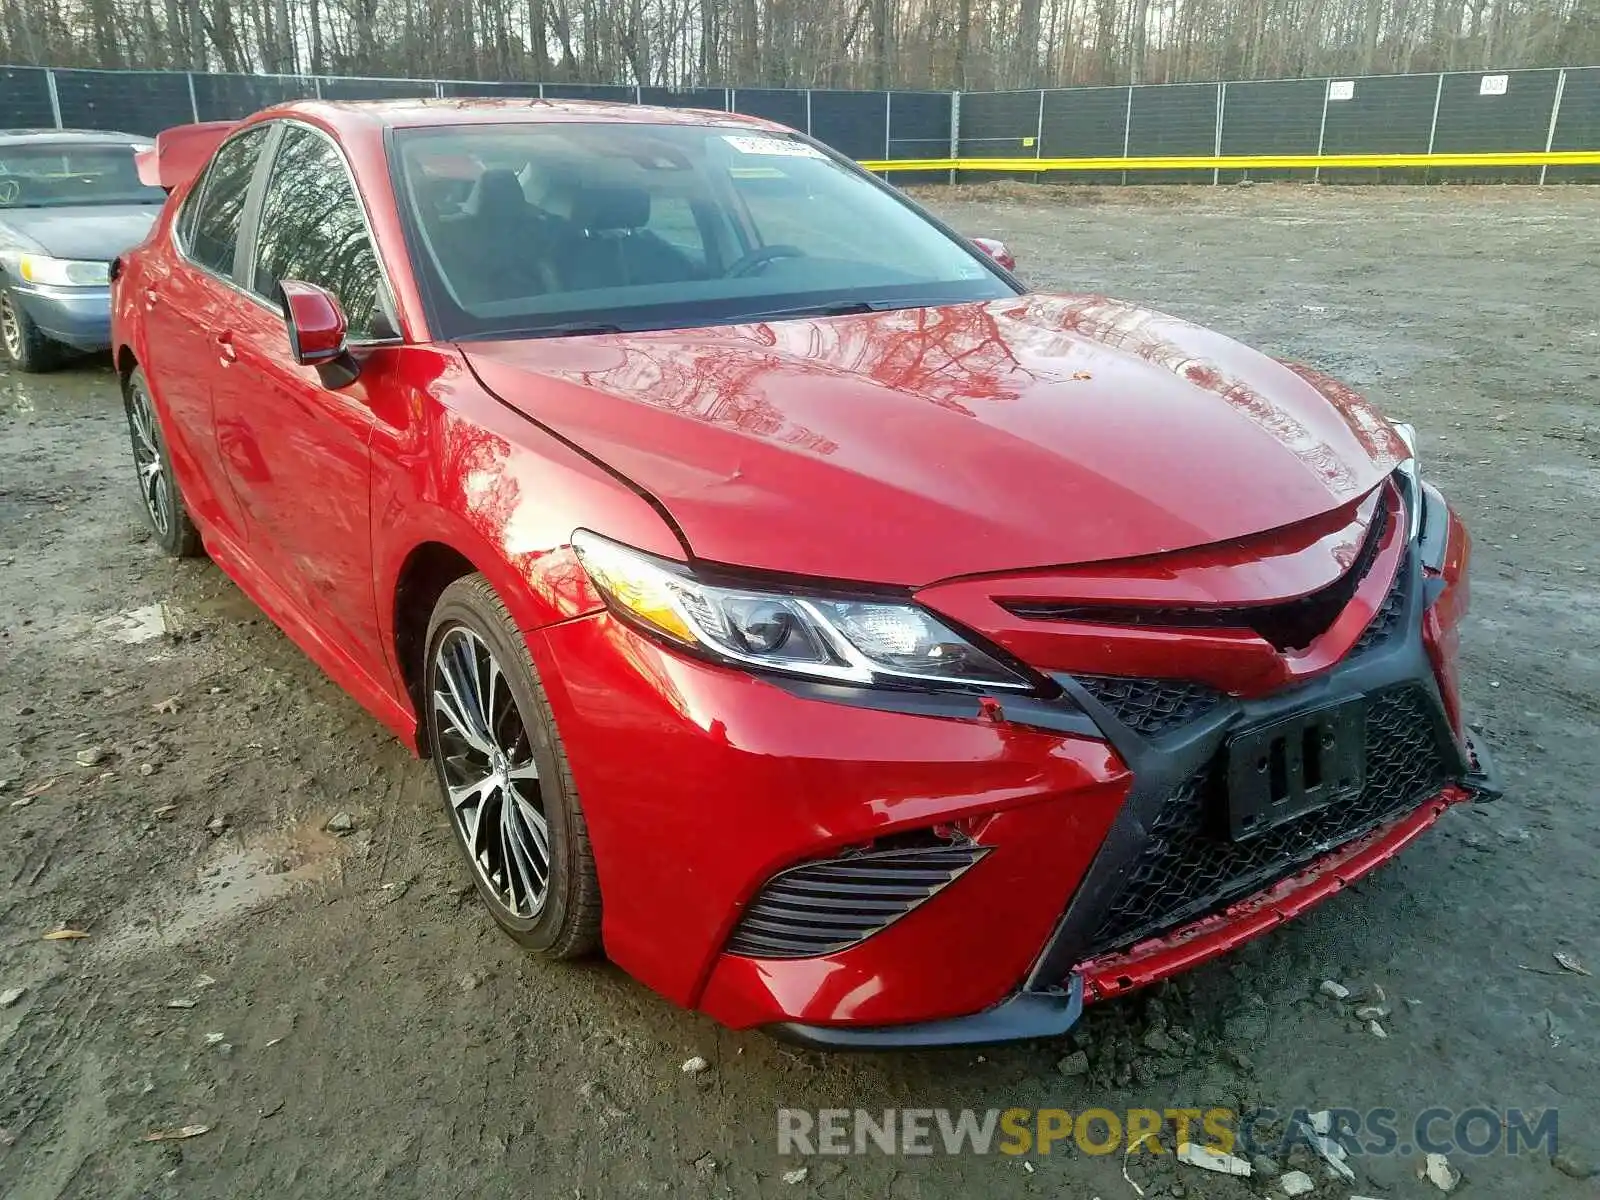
[251,98,789,135]
[0,127,151,146]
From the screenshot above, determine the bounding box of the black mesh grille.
[1085,685,1452,956]
[1351,567,1407,656]
[725,840,986,959]
[1073,675,1227,738]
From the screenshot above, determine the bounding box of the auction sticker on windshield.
[721,135,826,158]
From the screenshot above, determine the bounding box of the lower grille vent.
[725,838,987,959]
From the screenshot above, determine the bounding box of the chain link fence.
[2,63,1595,183]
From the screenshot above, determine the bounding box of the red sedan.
[111,100,1499,1048]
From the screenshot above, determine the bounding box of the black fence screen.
[317,77,436,101]
[730,87,806,129]
[52,68,194,136]
[1217,78,1325,182]
[638,87,727,110]
[192,73,318,121]
[2,63,1595,184]
[807,90,887,160]
[1551,67,1600,182]
[886,90,950,184]
[1128,82,1218,182]
[1040,85,1129,184]
[539,83,635,103]
[445,80,538,99]
[0,66,56,127]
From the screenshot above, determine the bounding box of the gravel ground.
[1,184,1597,1200]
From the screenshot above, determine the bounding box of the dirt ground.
[2,184,1598,1200]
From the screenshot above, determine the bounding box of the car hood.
[462,295,1407,586]
[0,204,160,262]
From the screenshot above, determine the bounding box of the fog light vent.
[724,836,987,960]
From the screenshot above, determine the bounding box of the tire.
[425,574,602,958]
[0,286,62,373]
[123,366,203,558]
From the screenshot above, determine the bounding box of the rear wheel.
[0,287,61,373]
[425,574,602,957]
[124,367,202,557]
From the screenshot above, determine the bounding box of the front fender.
[368,345,685,700]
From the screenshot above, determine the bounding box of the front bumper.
[10,282,112,350]
[534,493,1489,1048]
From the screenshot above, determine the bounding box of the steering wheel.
[0,177,19,205]
[724,244,805,278]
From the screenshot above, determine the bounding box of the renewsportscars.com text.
[777,1106,1559,1159]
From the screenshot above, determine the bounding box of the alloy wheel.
[127,380,171,537]
[0,295,20,361]
[431,625,551,917]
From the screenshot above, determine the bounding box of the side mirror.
[971,237,1016,273]
[277,279,359,388]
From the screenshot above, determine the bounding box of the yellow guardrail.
[858,150,1600,172]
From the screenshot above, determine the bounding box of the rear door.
[138,123,271,545]
[210,120,400,680]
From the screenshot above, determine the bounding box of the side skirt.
[197,524,422,753]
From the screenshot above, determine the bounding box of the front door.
[209,121,398,685]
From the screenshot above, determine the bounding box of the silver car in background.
[0,129,165,371]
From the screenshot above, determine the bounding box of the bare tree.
[1,0,1594,90]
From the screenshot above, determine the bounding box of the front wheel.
[425,574,602,957]
[0,287,62,373]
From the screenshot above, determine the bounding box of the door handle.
[216,331,237,366]
[142,287,159,309]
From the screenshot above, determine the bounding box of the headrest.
[463,169,528,221]
[570,183,650,233]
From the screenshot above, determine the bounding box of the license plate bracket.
[1225,698,1367,841]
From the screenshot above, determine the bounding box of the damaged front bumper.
[772,727,1503,1051]
[772,543,1501,1051]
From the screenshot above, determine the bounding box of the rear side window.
[184,125,269,276]
[250,125,382,339]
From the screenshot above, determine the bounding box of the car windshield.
[393,121,1015,338]
[0,142,164,209]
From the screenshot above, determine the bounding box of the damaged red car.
[111,100,1499,1048]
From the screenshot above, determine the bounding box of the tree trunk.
[736,0,758,83]
[1127,0,1150,84]
[309,0,323,73]
[699,0,718,83]
[872,0,890,88]
[1016,0,1041,86]
[186,0,205,68]
[1095,0,1117,83]
[528,0,551,77]
[273,0,294,71]
[953,0,971,88]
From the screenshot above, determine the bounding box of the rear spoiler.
[135,121,239,193]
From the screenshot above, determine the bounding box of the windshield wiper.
[510,321,627,340]
[738,300,892,322]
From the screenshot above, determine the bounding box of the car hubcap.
[432,626,550,917]
[1,297,20,359]
[127,383,171,537]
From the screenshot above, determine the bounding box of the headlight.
[2,253,110,287]
[1391,421,1423,542]
[572,531,1035,692]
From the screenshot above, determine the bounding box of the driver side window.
[250,124,384,340]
